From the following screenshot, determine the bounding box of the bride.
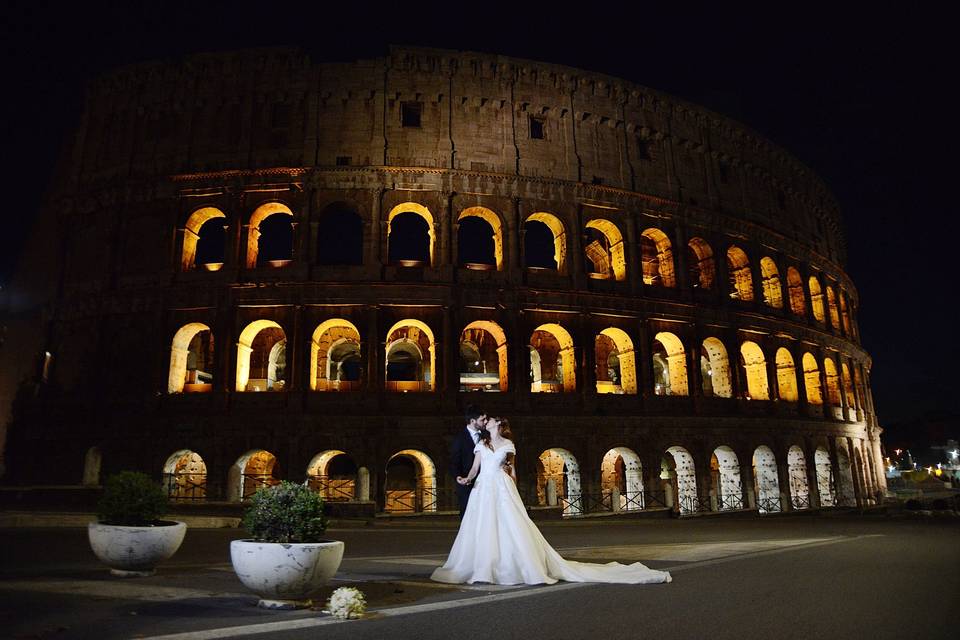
[430,417,672,586]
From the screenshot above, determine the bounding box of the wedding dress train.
[430,442,672,586]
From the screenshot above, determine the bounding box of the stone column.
[625,213,640,296]
[803,438,822,509]
[366,306,382,394]
[776,458,792,512]
[740,459,757,510]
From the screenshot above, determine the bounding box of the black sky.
[1,2,953,434]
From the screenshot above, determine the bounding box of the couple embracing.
[431,405,672,586]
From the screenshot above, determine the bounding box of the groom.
[450,405,488,519]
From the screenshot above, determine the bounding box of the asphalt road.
[0,513,957,639]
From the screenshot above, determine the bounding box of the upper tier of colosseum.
[62,45,846,265]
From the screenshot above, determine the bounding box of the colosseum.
[0,45,884,517]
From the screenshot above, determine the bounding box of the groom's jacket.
[449,428,476,480]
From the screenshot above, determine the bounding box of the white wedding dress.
[431,442,672,586]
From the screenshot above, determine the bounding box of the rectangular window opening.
[401,102,422,128]
[529,116,545,139]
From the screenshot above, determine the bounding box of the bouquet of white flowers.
[325,586,367,620]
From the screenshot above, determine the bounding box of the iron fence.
[757,496,782,514]
[241,473,278,500]
[643,490,667,509]
[791,494,811,510]
[679,495,709,515]
[717,494,744,511]
[306,475,355,501]
[162,473,208,501]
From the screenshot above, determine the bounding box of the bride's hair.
[479,417,513,451]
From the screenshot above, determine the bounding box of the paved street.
[0,513,957,639]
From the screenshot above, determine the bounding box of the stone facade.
[0,46,883,515]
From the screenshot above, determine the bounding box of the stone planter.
[88,520,187,577]
[230,539,345,609]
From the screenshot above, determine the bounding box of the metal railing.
[241,473,278,500]
[560,493,584,516]
[679,495,709,515]
[757,496,782,514]
[306,475,355,501]
[791,494,811,510]
[643,490,667,509]
[162,473,208,501]
[717,494,744,511]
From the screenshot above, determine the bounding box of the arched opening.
[317,203,363,265]
[826,285,840,330]
[168,323,214,393]
[835,441,856,506]
[839,291,852,335]
[701,337,732,398]
[310,319,362,392]
[711,446,743,510]
[385,319,435,392]
[537,448,582,515]
[235,320,287,392]
[663,446,698,514]
[162,450,207,501]
[640,228,676,287]
[229,449,280,502]
[82,446,102,486]
[752,445,781,513]
[760,257,783,309]
[853,366,867,415]
[815,447,835,506]
[687,237,715,290]
[786,267,805,315]
[802,353,823,404]
[595,328,637,394]
[841,362,856,416]
[384,449,437,513]
[739,341,769,400]
[459,320,507,392]
[388,212,431,266]
[246,202,294,269]
[809,276,825,322]
[307,451,358,501]
[601,447,644,510]
[181,207,226,272]
[726,246,754,301]
[652,332,688,396]
[584,219,626,281]
[775,348,798,402]
[524,212,566,273]
[530,323,576,393]
[823,357,841,409]
[787,445,810,509]
[458,207,503,270]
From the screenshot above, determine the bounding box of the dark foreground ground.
[0,512,957,639]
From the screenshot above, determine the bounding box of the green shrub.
[97,471,169,526]
[243,481,328,543]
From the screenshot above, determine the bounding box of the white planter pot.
[230,539,345,609]
[88,520,187,577]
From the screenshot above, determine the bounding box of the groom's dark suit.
[450,427,480,519]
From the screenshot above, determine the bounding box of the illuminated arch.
[687,237,715,289]
[181,207,226,271]
[168,322,213,393]
[711,446,742,511]
[753,445,781,513]
[726,246,754,300]
[246,202,294,268]
[701,337,732,398]
[839,291,852,335]
[841,362,856,413]
[826,285,840,330]
[458,207,503,270]
[584,218,627,281]
[834,439,856,505]
[775,347,798,402]
[385,319,436,392]
[652,331,688,396]
[760,257,783,309]
[530,323,576,393]
[526,212,567,273]
[640,228,676,287]
[601,447,643,510]
[664,446,698,514]
[787,445,810,509]
[460,320,508,392]
[385,449,437,513]
[162,449,207,500]
[809,276,825,322]
[306,450,358,501]
[235,320,285,391]
[537,448,582,515]
[787,267,805,315]
[310,319,362,391]
[814,447,834,506]
[388,202,435,266]
[802,353,823,404]
[229,449,279,501]
[823,357,841,407]
[740,341,769,400]
[596,327,637,394]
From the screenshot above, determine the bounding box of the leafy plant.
[243,481,328,543]
[97,471,169,526]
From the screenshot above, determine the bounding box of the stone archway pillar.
[357,466,371,502]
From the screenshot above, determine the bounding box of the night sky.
[1,3,952,443]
